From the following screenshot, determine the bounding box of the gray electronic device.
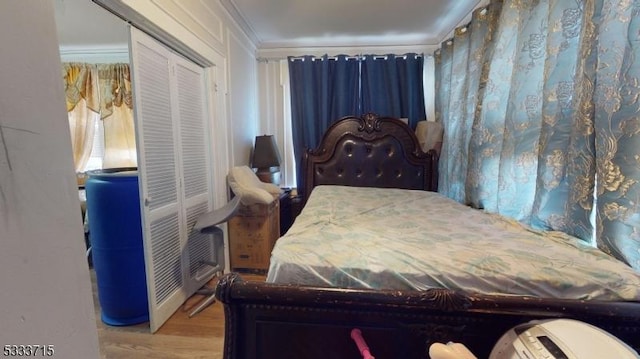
[489,319,639,359]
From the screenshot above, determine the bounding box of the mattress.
[267,185,640,301]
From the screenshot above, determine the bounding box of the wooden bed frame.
[215,113,640,358]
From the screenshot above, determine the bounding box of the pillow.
[227,166,282,205]
[415,121,443,154]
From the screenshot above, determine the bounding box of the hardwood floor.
[91,270,264,359]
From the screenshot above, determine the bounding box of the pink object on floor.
[351,328,375,359]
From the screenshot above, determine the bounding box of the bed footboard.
[215,273,640,359]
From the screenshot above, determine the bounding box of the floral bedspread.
[267,185,640,301]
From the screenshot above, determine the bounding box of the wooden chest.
[228,199,280,272]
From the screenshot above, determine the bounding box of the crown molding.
[218,0,260,47]
[256,44,440,61]
[59,44,130,62]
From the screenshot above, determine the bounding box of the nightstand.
[228,198,280,272]
[279,188,303,235]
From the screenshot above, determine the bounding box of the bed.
[215,113,640,359]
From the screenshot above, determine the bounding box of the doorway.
[54,0,220,342]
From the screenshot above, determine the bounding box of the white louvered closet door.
[129,28,214,333]
[174,59,217,295]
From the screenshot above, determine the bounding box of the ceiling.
[55,0,128,48]
[223,0,481,49]
[55,0,481,50]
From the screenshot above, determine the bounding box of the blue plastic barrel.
[85,167,149,326]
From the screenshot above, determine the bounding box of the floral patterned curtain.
[593,1,640,269]
[63,63,136,171]
[531,0,597,241]
[434,39,454,198]
[97,63,136,168]
[437,4,500,203]
[63,63,99,172]
[435,0,640,270]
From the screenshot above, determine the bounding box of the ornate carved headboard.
[303,113,438,200]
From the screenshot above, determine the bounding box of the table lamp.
[251,135,281,185]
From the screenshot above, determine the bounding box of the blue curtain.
[289,53,426,196]
[360,54,426,128]
[288,55,360,196]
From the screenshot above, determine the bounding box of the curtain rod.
[287,53,425,62]
[436,4,489,52]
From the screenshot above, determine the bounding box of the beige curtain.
[63,63,99,172]
[98,64,136,168]
[63,62,136,171]
[67,99,100,172]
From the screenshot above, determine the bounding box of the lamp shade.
[251,135,281,169]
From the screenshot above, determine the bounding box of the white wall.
[0,1,100,356]
[257,60,295,187]
[228,30,259,166]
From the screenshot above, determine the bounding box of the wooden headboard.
[302,113,438,199]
